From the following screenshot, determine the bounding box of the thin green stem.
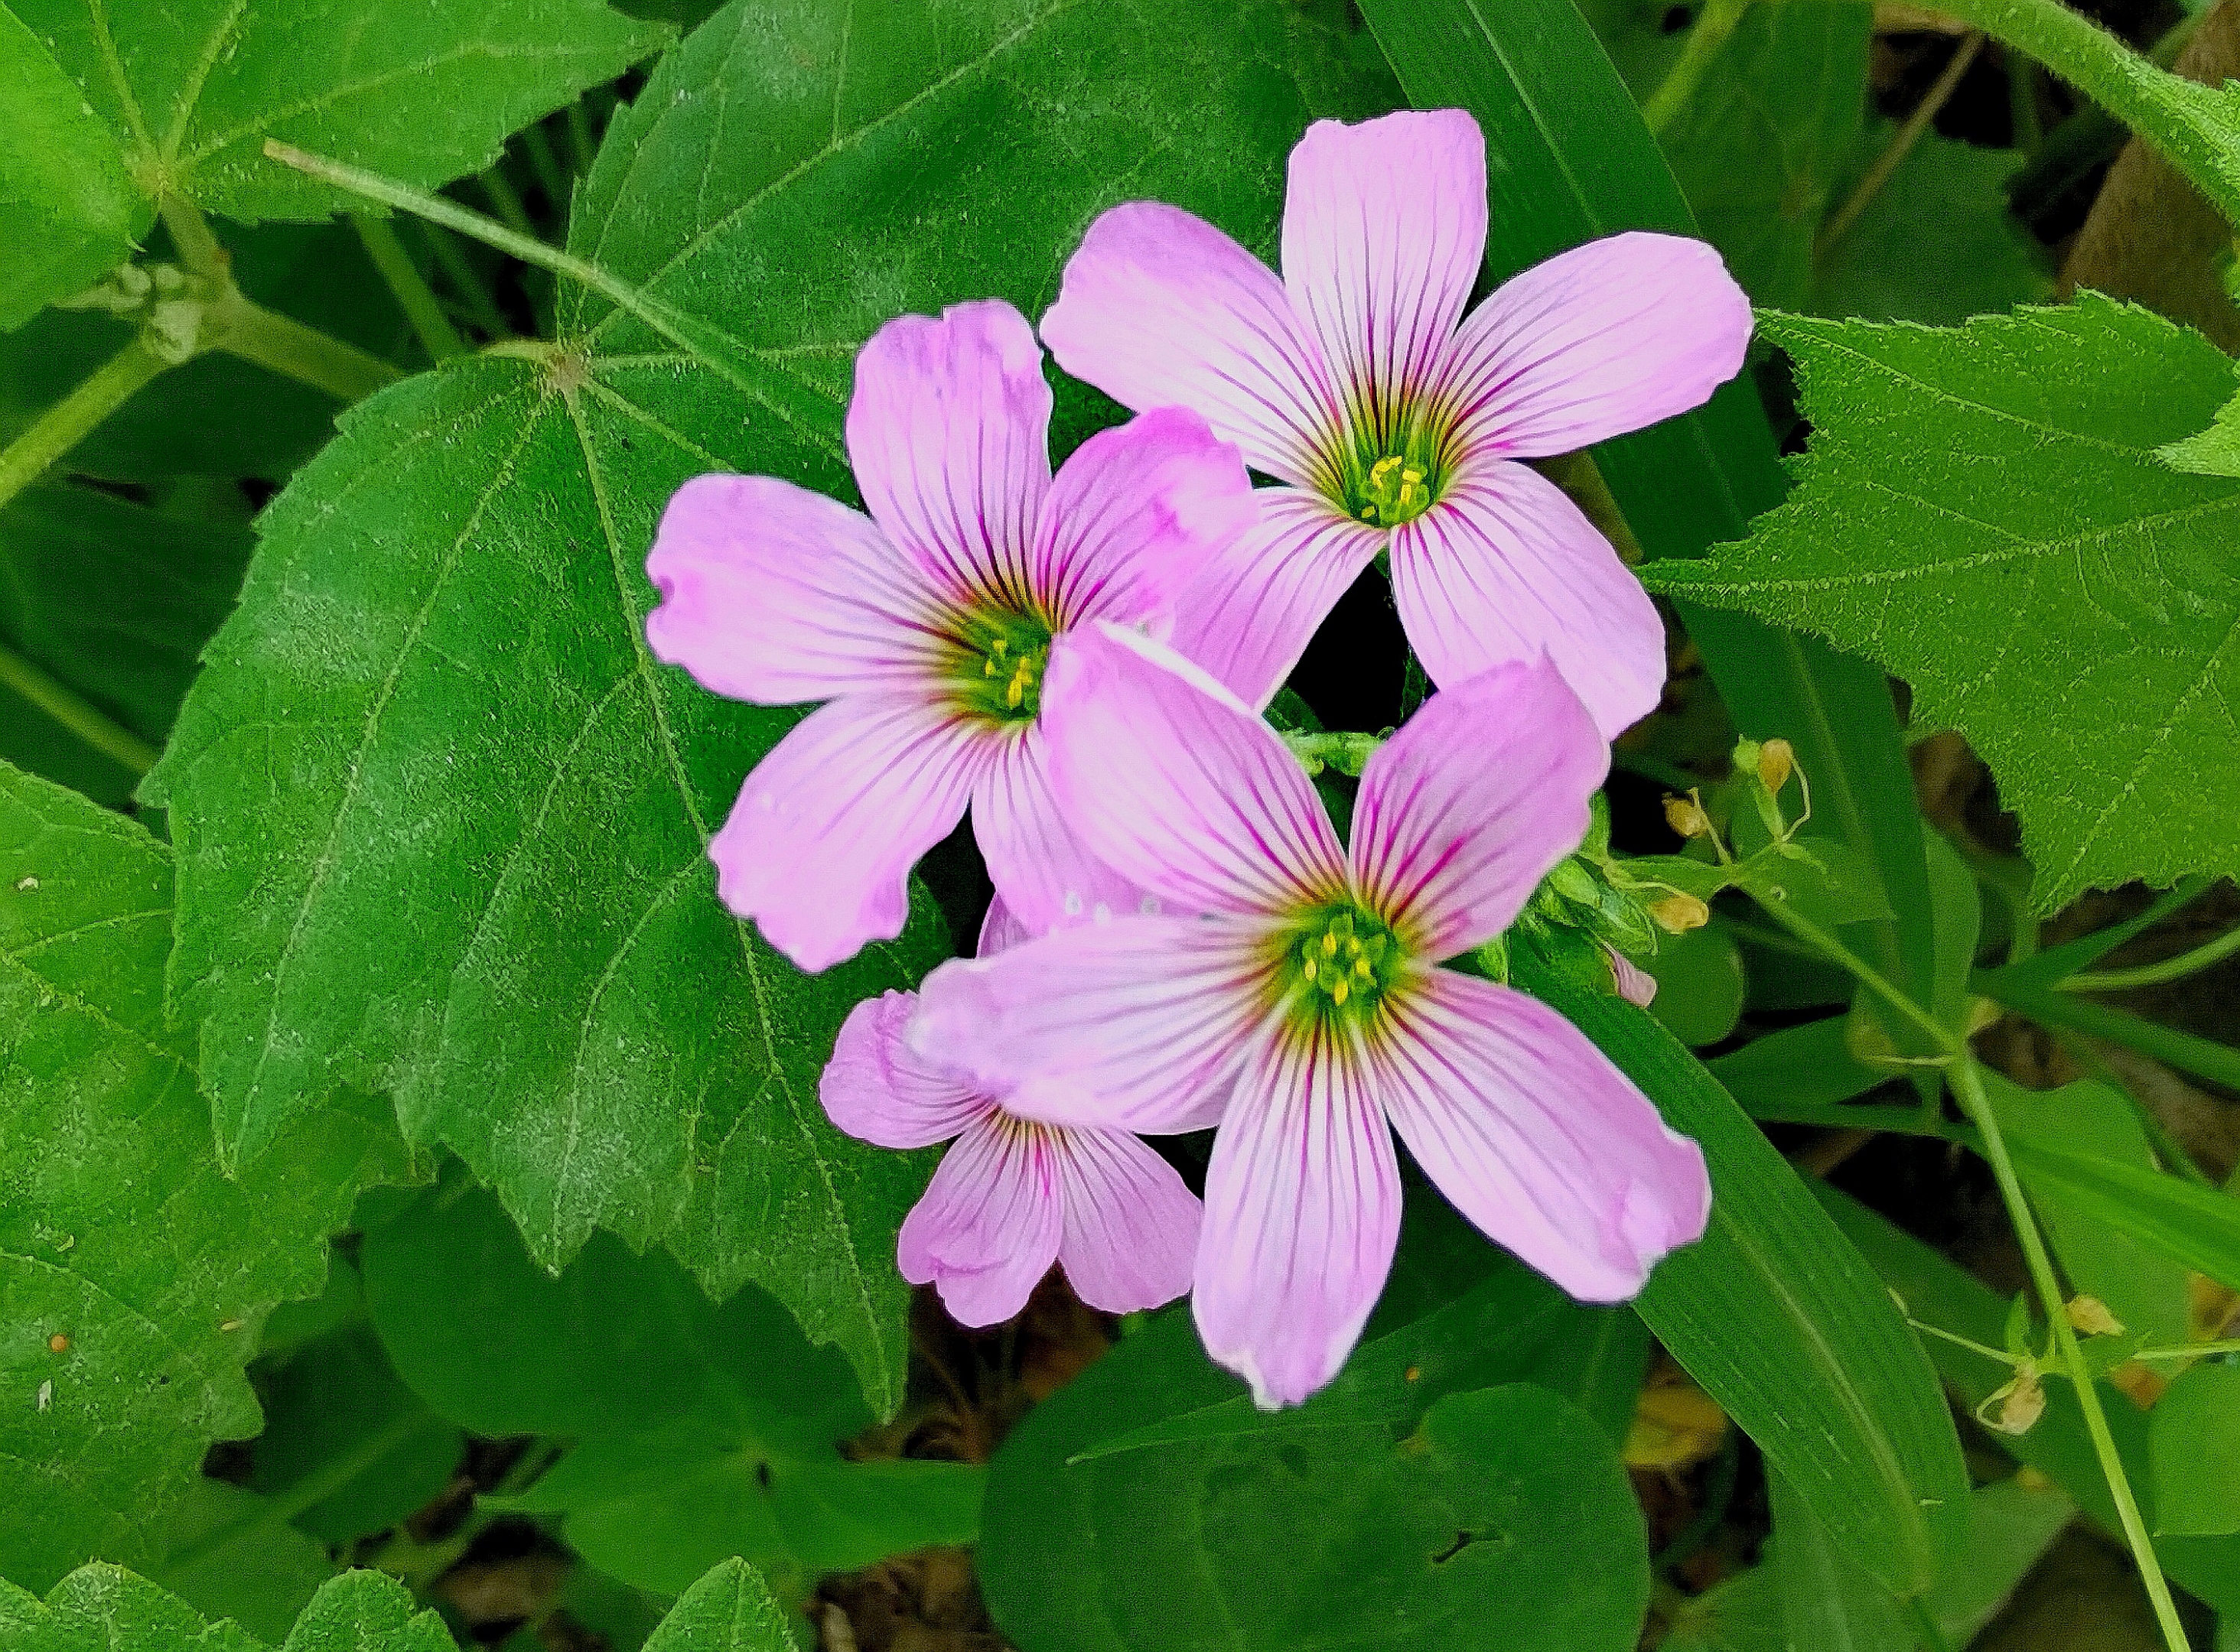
[350,212,463,360]
[0,337,171,515]
[420,223,512,340]
[521,123,569,205]
[1983,876,2212,993]
[217,296,403,402]
[1983,974,2240,1094]
[2132,1338,2240,1361]
[1643,0,1753,133]
[0,641,161,774]
[566,102,597,174]
[1948,1058,2191,1652]
[1818,32,1987,259]
[1760,902,1954,1054]
[1908,1317,2019,1367]
[1903,0,2240,226]
[2063,916,2240,993]
[158,196,227,279]
[478,164,536,236]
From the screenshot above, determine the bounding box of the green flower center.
[1281,902,1407,1026]
[1333,411,1454,529]
[951,605,1054,724]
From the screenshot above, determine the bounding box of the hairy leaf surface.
[0,5,143,327]
[149,0,1399,1416]
[1651,298,2240,909]
[0,763,411,1592]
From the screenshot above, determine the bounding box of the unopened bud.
[1757,738,1795,795]
[1984,1364,2046,1436]
[1648,892,1709,934]
[1548,859,1600,907]
[1605,945,1658,1008]
[1663,793,1711,839]
[2066,1295,2124,1338]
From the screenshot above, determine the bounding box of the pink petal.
[1388,460,1666,737]
[1040,623,1345,918]
[1033,407,1258,632]
[1053,1127,1203,1315]
[845,300,1053,604]
[899,1116,1064,1327]
[646,474,947,704]
[1040,201,1343,487]
[1439,232,1752,459]
[972,726,1164,936]
[1193,1023,1402,1408]
[1350,657,1607,958]
[711,694,989,972]
[1607,945,1659,1008]
[1280,111,1488,431]
[820,990,994,1149]
[909,916,1263,1133]
[1374,968,1710,1303]
[1169,486,1384,711]
[976,893,1032,957]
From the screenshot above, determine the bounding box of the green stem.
[2132,1338,2240,1361]
[1987,876,2212,993]
[2063,916,2240,993]
[217,295,403,402]
[1905,0,2240,226]
[0,641,161,774]
[1818,32,1986,259]
[521,122,569,206]
[350,212,464,360]
[479,164,537,236]
[1947,1059,2192,1652]
[1909,1317,2020,1367]
[421,223,512,340]
[1982,974,2240,1094]
[0,337,171,515]
[1642,0,1752,133]
[566,102,597,174]
[158,196,228,279]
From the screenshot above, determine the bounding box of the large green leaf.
[2150,1364,2240,1537]
[1355,0,1942,1061]
[1519,955,1969,1595]
[361,1180,982,1598]
[0,761,412,1592]
[0,1556,796,1651]
[0,4,143,327]
[981,1298,1649,1652]
[11,0,663,228]
[147,0,1399,1416]
[1649,298,2240,910]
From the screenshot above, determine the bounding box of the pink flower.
[820,899,1202,1325]
[646,299,1256,971]
[1607,945,1659,1008]
[1040,109,1752,730]
[910,624,1710,1406]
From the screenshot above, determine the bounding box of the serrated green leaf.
[0,762,414,1592]
[1814,131,2050,325]
[2159,381,2240,477]
[1649,298,2240,910]
[0,1555,795,1651]
[11,0,664,227]
[0,4,145,328]
[362,1180,979,1597]
[147,0,1399,1416]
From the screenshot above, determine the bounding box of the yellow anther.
[1321,931,1340,957]
[1361,506,1377,520]
[1353,956,1372,980]
[1331,977,1350,1006]
[1346,936,1363,959]
[1402,467,1423,484]
[1302,954,1320,984]
[1005,678,1025,709]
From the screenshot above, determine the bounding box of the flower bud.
[1663,793,1711,839]
[1984,1364,2046,1436]
[1757,738,1795,795]
[2066,1295,2124,1338]
[1648,892,1710,934]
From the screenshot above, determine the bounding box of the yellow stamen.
[1331,977,1350,1006]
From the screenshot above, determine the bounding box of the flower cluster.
[646,109,1744,1406]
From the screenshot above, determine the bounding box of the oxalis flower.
[911,623,1710,1406]
[1040,108,1753,731]
[822,899,1202,1325]
[646,299,1255,971]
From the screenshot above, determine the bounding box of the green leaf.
[1766,1467,1913,1652]
[1813,132,2050,326]
[1648,298,2240,910]
[2160,381,2240,478]
[0,1555,796,1651]
[2150,1364,2240,1537]
[1518,953,1969,1595]
[0,482,251,803]
[1818,1182,2240,1615]
[1710,1013,1884,1115]
[139,1480,337,1644]
[1356,0,1943,1064]
[363,1180,980,1597]
[12,0,665,226]
[0,760,415,1593]
[0,3,145,329]
[985,1355,1649,1652]
[2007,1134,2240,1296]
[148,0,1398,1415]
[1642,922,1746,1048]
